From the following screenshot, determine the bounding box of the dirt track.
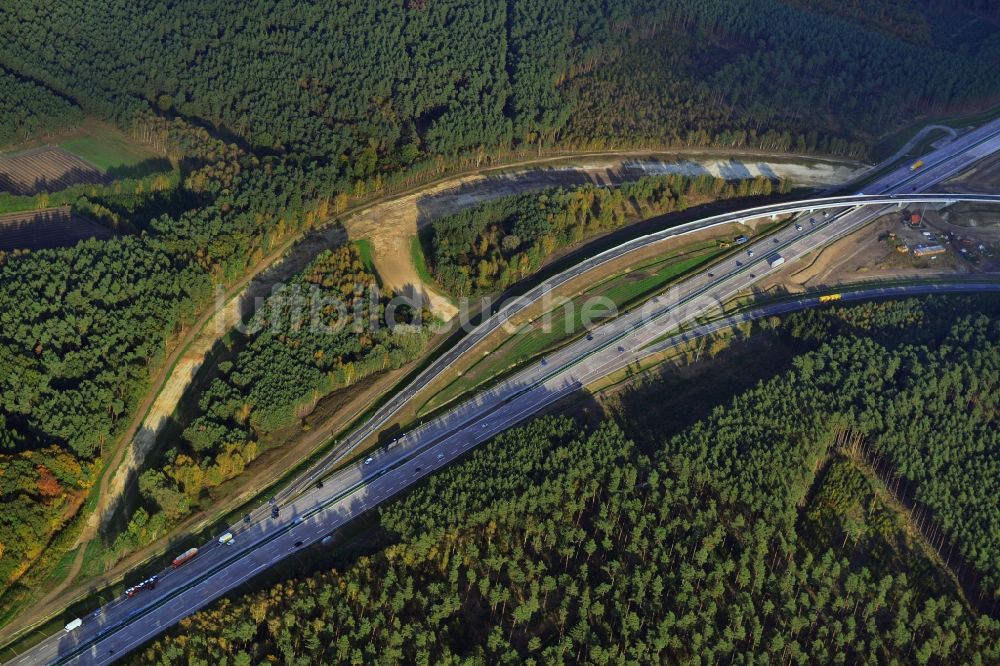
[345,152,864,320]
[0,148,864,647]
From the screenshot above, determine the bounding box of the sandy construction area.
[344,152,864,321]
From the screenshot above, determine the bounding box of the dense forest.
[0,0,999,634]
[0,67,83,146]
[127,245,430,541]
[1,0,998,166]
[131,296,1000,664]
[427,173,786,295]
[0,115,340,605]
[0,446,94,594]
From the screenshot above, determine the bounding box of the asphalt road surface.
[10,117,1000,666]
[281,114,1000,500]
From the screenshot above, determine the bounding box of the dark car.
[315,480,324,489]
[271,506,280,518]
[294,541,303,548]
[243,513,251,524]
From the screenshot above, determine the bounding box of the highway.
[278,116,1000,502]
[280,188,1000,499]
[9,117,1000,665]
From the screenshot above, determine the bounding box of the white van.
[64,618,83,632]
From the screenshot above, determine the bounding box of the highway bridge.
[8,116,1000,665]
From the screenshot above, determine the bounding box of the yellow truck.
[910,159,924,171]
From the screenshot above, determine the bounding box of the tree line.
[131,245,431,539]
[0,67,83,146]
[1,1,998,173]
[427,173,787,296]
[0,0,998,625]
[132,295,1000,664]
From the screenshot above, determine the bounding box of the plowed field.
[0,206,114,250]
[0,146,108,195]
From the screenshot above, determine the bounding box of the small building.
[912,244,946,258]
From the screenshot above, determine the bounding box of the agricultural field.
[0,146,107,195]
[0,206,114,251]
[59,130,160,176]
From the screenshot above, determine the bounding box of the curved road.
[281,114,1000,498]
[8,118,1000,665]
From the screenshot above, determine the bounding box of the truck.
[910,160,924,171]
[172,547,199,567]
[767,254,785,268]
[218,532,235,546]
[64,618,83,633]
[125,575,158,598]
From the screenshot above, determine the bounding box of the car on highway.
[586,333,593,341]
[293,516,304,525]
[91,608,102,618]
[795,223,803,231]
[706,272,714,278]
[315,480,323,489]
[294,541,303,548]
[540,358,547,365]
[364,457,373,465]
[747,249,754,257]
[271,506,280,518]
[773,238,780,243]
[810,217,816,225]
[617,346,625,353]
[436,453,444,460]
[735,260,742,267]
[244,513,251,524]
[219,532,235,546]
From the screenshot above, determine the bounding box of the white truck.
[64,618,83,633]
[218,532,235,546]
[768,254,786,268]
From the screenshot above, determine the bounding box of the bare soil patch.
[768,214,975,295]
[344,153,864,322]
[0,206,113,250]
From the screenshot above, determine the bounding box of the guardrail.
[282,192,1000,497]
